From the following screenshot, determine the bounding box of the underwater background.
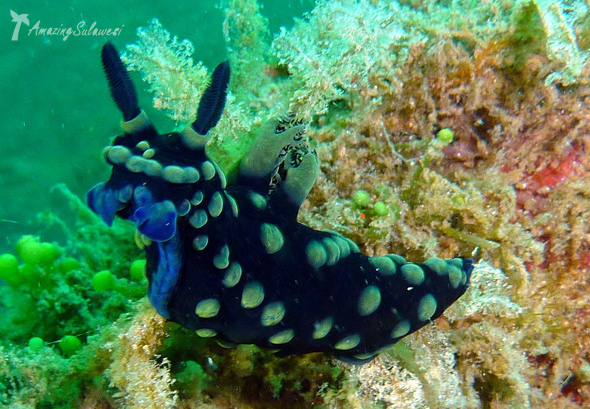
[2,0,590,408]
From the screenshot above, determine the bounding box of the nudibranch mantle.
[87,42,473,363]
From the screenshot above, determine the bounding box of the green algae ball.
[352,190,371,207]
[92,270,115,292]
[59,335,82,356]
[0,253,19,280]
[28,337,44,351]
[436,128,454,143]
[57,257,81,273]
[5,264,29,288]
[129,259,146,281]
[15,236,60,266]
[373,201,388,216]
[39,242,61,265]
[15,236,45,265]
[19,264,41,285]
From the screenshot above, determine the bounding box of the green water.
[1,0,313,252]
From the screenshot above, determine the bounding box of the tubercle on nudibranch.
[87,41,473,364]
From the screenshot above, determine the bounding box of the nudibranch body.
[87,42,473,363]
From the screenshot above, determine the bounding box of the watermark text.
[11,10,124,41]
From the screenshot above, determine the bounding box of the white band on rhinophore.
[180,125,210,150]
[121,110,150,134]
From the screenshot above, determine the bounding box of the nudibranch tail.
[87,41,473,364]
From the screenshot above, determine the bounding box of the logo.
[10,10,29,41]
[10,10,124,41]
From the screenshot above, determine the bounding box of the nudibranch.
[87,42,473,363]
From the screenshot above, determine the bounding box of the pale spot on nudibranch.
[260,223,284,254]
[162,165,186,183]
[214,162,227,188]
[354,352,376,361]
[107,145,131,164]
[260,302,286,326]
[135,140,150,151]
[195,298,220,318]
[268,329,294,345]
[222,262,242,288]
[450,258,463,269]
[417,294,437,321]
[189,210,208,229]
[142,148,156,159]
[312,317,333,339]
[196,328,217,338]
[216,339,236,349]
[345,238,360,253]
[191,191,204,206]
[183,166,201,183]
[334,334,361,350]
[213,245,230,269]
[125,155,144,173]
[332,236,350,258]
[423,257,448,275]
[207,191,223,217]
[322,238,340,266]
[193,235,209,251]
[201,161,216,180]
[388,254,406,265]
[225,193,239,217]
[448,265,463,289]
[450,259,467,286]
[306,240,327,269]
[142,159,163,177]
[241,281,265,309]
[401,263,425,285]
[249,192,267,210]
[369,256,396,276]
[390,320,411,339]
[358,285,381,316]
[176,199,191,216]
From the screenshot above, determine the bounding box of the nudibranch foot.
[87,42,473,363]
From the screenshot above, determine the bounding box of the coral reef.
[104,301,177,409]
[2,0,590,408]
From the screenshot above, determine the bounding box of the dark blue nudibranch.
[87,42,473,363]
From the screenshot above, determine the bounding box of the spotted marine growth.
[87,42,473,363]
